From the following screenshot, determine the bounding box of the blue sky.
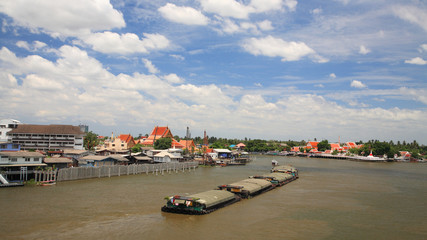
[0,0,426,144]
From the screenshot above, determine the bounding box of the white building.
[152,149,183,163]
[7,124,85,151]
[0,151,45,166]
[0,119,21,143]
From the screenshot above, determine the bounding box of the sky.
[0,0,426,144]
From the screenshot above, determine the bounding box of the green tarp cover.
[189,190,236,208]
[257,173,293,182]
[228,178,272,194]
[272,165,297,173]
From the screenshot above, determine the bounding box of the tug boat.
[217,178,273,198]
[161,190,240,215]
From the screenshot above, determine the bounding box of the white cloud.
[162,73,184,84]
[420,44,427,52]
[405,57,427,65]
[250,0,283,12]
[392,4,427,32]
[351,80,367,88]
[283,0,298,11]
[200,0,253,19]
[142,58,159,74]
[329,73,337,79]
[0,45,426,142]
[83,32,170,54]
[257,20,274,31]
[170,54,185,61]
[158,3,209,26]
[0,0,125,38]
[254,82,262,87]
[311,8,322,15]
[359,45,371,55]
[242,35,317,62]
[16,40,47,51]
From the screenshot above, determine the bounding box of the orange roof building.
[179,140,196,152]
[142,126,185,149]
[117,134,136,148]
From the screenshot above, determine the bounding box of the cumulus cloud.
[83,32,170,54]
[405,57,427,65]
[16,40,47,51]
[359,45,371,55]
[200,0,253,19]
[242,35,318,62]
[329,73,337,79]
[142,58,159,74]
[158,3,209,25]
[351,80,367,88]
[200,0,295,19]
[0,0,125,38]
[162,73,184,84]
[1,46,426,142]
[257,20,274,31]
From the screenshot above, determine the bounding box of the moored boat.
[161,190,240,215]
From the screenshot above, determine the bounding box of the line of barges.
[161,164,298,215]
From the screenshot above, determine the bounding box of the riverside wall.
[57,162,198,182]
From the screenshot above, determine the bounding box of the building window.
[25,158,30,162]
[11,158,17,162]
[34,158,39,162]
[0,156,7,162]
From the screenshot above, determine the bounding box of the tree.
[131,144,143,153]
[317,140,330,152]
[84,131,99,150]
[154,138,172,150]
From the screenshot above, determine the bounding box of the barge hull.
[161,196,240,215]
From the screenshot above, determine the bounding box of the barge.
[162,164,299,215]
[218,178,273,198]
[271,165,299,178]
[250,172,295,186]
[161,190,240,215]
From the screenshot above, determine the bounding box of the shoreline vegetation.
[85,130,426,161]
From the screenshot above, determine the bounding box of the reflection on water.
[1,156,426,240]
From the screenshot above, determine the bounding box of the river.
[1,156,426,240]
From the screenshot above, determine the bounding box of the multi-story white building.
[7,124,86,151]
[0,119,21,143]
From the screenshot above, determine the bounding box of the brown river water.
[1,156,426,240]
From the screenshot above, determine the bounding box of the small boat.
[161,190,240,215]
[39,181,56,186]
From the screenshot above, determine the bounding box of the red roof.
[149,126,172,137]
[179,140,196,149]
[307,141,319,148]
[118,134,134,143]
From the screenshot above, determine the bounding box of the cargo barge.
[271,165,299,178]
[161,190,240,215]
[162,164,299,215]
[217,178,273,198]
[250,172,295,186]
